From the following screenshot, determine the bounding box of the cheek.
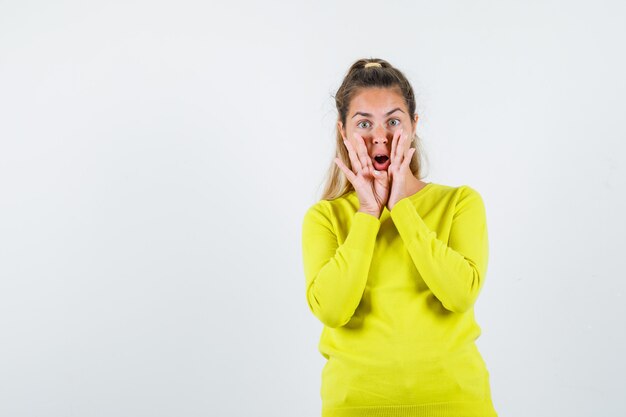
[389,125,401,135]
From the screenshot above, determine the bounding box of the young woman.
[301,58,498,416]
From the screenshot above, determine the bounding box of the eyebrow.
[351,107,405,119]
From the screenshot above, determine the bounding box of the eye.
[389,119,400,127]
[357,121,371,129]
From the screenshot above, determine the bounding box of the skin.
[334,87,429,217]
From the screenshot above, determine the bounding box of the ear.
[412,114,419,136]
[337,120,346,141]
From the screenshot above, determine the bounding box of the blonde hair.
[319,58,429,201]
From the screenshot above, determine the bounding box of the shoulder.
[303,198,330,221]
[428,182,481,195]
[425,182,486,215]
[303,192,357,219]
[302,192,358,231]
[430,182,484,199]
[451,184,487,218]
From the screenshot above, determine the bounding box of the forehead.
[349,87,406,114]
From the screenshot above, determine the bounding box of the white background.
[1,1,625,416]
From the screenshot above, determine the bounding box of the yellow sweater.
[301,182,498,417]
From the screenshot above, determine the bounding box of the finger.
[343,138,363,173]
[334,157,357,183]
[353,132,374,177]
[395,129,406,167]
[404,130,412,153]
[374,169,388,184]
[402,148,415,170]
[362,142,377,177]
[390,129,401,164]
[390,130,397,162]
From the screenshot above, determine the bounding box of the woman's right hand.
[334,133,390,218]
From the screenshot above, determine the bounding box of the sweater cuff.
[343,211,381,251]
[389,197,430,246]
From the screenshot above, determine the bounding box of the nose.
[373,136,387,145]
[372,125,389,145]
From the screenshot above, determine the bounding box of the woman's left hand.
[386,129,416,211]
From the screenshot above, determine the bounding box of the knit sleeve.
[301,202,381,328]
[389,186,489,314]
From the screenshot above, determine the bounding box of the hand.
[386,129,416,211]
[334,132,390,217]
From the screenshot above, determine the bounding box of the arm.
[301,202,381,328]
[389,186,489,314]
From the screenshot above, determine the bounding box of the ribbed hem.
[342,211,381,251]
[389,196,431,248]
[322,400,498,417]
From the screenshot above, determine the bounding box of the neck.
[406,176,427,194]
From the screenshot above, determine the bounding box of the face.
[338,87,418,172]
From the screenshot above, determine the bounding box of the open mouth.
[372,154,390,171]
